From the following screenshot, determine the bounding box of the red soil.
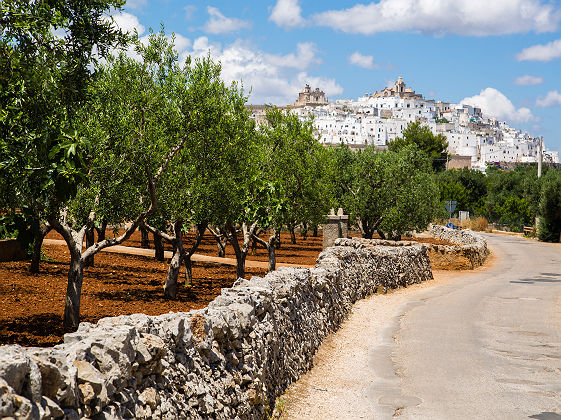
[1,231,322,347]
[1,229,453,347]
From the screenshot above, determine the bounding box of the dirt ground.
[1,230,457,347]
[1,231,322,347]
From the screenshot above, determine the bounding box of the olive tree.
[0,0,128,273]
[48,32,196,331]
[227,108,329,277]
[336,145,441,240]
[141,56,255,298]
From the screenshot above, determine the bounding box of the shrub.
[538,171,561,242]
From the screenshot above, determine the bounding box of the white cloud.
[349,51,377,69]
[112,12,145,36]
[461,88,535,123]
[536,90,561,107]
[313,0,560,36]
[516,38,561,62]
[203,6,251,35]
[265,42,321,70]
[186,38,342,105]
[123,33,192,64]
[269,0,305,29]
[514,75,544,85]
[184,5,196,20]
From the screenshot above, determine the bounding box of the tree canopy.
[326,144,441,240]
[388,121,448,171]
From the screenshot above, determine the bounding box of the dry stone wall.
[0,239,432,420]
[428,224,489,269]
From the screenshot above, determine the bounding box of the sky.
[113,0,561,151]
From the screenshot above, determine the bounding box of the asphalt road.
[370,234,561,419]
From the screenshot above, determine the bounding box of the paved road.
[371,234,561,419]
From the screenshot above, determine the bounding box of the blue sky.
[114,0,561,151]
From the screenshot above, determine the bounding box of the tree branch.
[251,232,268,249]
[153,135,189,185]
[140,221,174,243]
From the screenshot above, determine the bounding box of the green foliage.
[328,144,441,239]
[538,170,561,242]
[436,168,487,215]
[324,143,356,213]
[388,121,448,171]
[251,108,329,231]
[484,165,540,230]
[0,0,129,216]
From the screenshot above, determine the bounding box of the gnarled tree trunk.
[300,222,308,239]
[64,252,85,332]
[252,229,279,272]
[228,222,258,279]
[153,231,165,261]
[30,221,51,274]
[288,225,297,244]
[95,220,107,242]
[208,225,228,257]
[184,223,207,285]
[84,227,95,267]
[140,226,150,248]
[50,206,155,332]
[164,220,185,299]
[144,221,207,298]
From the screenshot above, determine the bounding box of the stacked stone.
[0,239,433,420]
[428,224,489,268]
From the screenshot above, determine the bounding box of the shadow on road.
[529,413,561,420]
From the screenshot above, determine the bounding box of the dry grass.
[459,217,490,232]
[434,217,491,232]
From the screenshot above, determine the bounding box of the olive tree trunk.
[228,222,258,279]
[153,231,165,261]
[65,250,84,331]
[208,225,228,257]
[252,229,279,272]
[184,223,206,285]
[288,225,297,244]
[30,221,51,274]
[49,194,157,332]
[94,220,107,242]
[140,226,150,248]
[301,222,308,240]
[84,227,95,267]
[143,221,207,298]
[164,220,185,299]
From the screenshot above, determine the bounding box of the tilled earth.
[0,230,454,347]
[0,231,322,347]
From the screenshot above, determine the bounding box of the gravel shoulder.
[281,253,497,419]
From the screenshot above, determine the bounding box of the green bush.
[538,171,561,242]
[0,213,35,255]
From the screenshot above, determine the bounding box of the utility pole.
[538,136,543,178]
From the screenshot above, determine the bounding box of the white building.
[261,79,558,168]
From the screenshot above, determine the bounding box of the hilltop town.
[250,78,559,170]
